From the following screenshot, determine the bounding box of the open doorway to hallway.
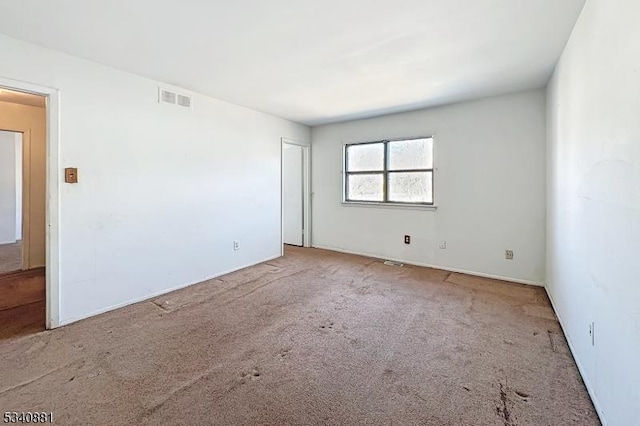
[0,87,47,339]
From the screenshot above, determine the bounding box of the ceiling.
[0,88,46,108]
[0,0,585,125]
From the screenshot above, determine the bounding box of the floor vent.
[383,260,404,267]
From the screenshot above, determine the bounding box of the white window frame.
[342,136,435,208]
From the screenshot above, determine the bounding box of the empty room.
[0,0,637,425]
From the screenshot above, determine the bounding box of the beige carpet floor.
[0,247,599,425]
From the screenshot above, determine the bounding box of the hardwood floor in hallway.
[0,267,45,340]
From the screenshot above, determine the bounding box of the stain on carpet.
[496,382,516,426]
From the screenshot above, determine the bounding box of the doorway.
[0,84,53,337]
[281,138,310,251]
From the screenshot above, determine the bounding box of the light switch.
[65,167,78,183]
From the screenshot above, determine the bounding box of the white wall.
[14,132,22,240]
[311,89,546,284]
[546,0,640,424]
[0,130,17,244]
[0,34,309,324]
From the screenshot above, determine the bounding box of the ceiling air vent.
[158,87,192,109]
[177,94,192,108]
[159,88,176,104]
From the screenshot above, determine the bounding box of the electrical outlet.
[589,322,595,346]
[404,235,411,244]
[439,240,447,249]
[233,241,240,251]
[505,250,514,260]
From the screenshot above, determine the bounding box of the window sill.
[341,201,438,211]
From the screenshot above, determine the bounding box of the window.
[344,137,434,205]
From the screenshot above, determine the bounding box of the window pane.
[388,172,433,203]
[387,138,433,170]
[347,174,384,202]
[346,143,384,172]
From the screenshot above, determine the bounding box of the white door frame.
[281,137,311,254]
[0,76,61,329]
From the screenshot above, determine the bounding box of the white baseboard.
[544,287,606,425]
[58,254,282,327]
[311,244,544,287]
